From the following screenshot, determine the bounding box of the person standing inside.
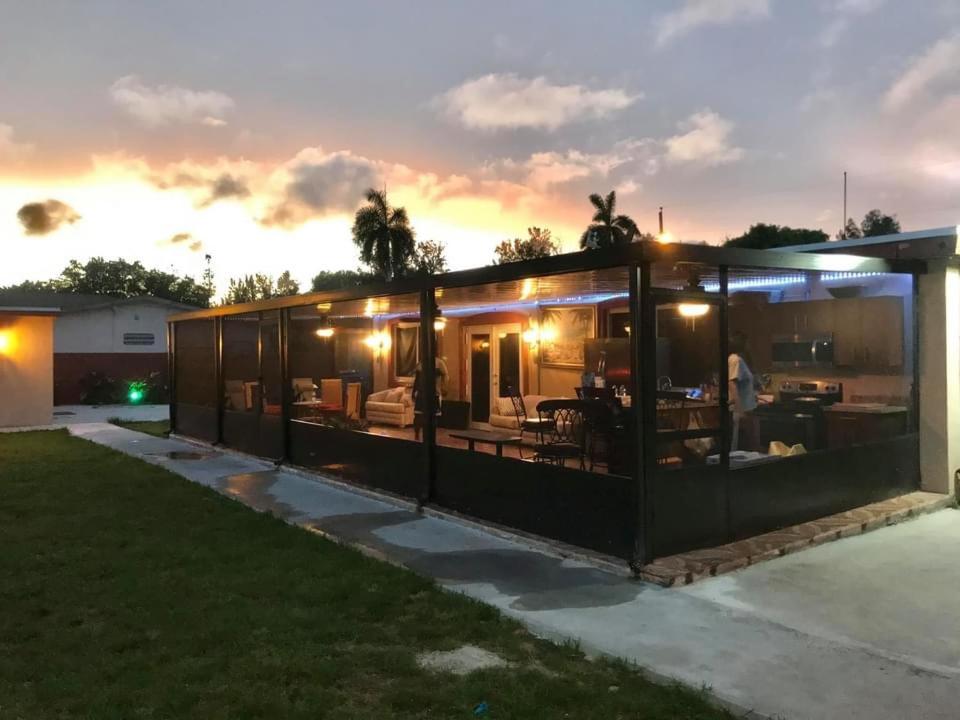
[412,336,448,441]
[728,331,757,451]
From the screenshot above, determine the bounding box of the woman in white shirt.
[728,331,757,451]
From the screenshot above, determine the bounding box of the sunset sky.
[2,0,959,294]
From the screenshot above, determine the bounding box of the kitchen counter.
[826,403,907,415]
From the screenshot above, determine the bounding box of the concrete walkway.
[68,422,960,720]
[53,404,169,424]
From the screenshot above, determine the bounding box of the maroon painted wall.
[54,352,168,405]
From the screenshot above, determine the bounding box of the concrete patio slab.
[67,422,960,720]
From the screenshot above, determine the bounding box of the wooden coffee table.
[449,429,522,457]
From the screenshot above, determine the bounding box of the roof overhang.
[0,306,61,317]
[779,226,959,260]
[169,240,925,322]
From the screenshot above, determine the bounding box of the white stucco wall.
[918,262,960,495]
[0,315,54,427]
[55,303,174,354]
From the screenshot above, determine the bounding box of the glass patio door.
[465,324,521,425]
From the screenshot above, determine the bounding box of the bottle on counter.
[595,351,607,388]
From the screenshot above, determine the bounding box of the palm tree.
[352,188,416,281]
[579,190,639,249]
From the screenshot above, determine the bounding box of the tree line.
[0,186,903,307]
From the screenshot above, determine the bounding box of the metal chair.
[533,399,589,469]
[507,387,555,458]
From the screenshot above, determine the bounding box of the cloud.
[263,148,382,227]
[0,123,34,159]
[819,0,884,48]
[199,173,251,207]
[17,199,81,235]
[488,149,631,191]
[163,232,203,252]
[615,178,642,195]
[109,75,234,127]
[655,0,769,47]
[435,73,638,130]
[664,110,744,166]
[882,32,960,112]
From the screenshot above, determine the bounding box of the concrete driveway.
[69,422,960,720]
[683,509,960,675]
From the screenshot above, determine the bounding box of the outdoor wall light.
[678,303,710,318]
[522,324,556,348]
[0,330,13,355]
[364,330,391,358]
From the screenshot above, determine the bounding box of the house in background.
[0,292,196,405]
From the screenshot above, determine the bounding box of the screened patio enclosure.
[169,242,923,568]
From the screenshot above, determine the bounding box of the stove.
[751,380,843,450]
[778,379,843,405]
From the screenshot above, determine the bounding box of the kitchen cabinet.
[777,299,834,335]
[729,295,773,371]
[825,408,907,448]
[833,296,904,370]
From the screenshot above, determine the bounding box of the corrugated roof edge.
[777,226,959,254]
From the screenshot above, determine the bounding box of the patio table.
[449,429,522,457]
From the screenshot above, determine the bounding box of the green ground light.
[127,383,145,404]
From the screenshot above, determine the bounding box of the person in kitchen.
[728,331,758,450]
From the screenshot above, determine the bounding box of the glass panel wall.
[726,268,915,457]
[723,267,919,540]
[173,318,217,441]
[222,313,259,414]
[220,311,283,458]
[286,292,425,496]
[431,267,636,558]
[647,262,728,556]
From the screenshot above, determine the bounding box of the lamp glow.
[315,327,335,338]
[364,330,391,355]
[0,331,11,355]
[433,317,447,331]
[678,303,710,318]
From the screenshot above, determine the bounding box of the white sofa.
[489,394,552,430]
[365,387,414,427]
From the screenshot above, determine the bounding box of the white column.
[918,261,960,494]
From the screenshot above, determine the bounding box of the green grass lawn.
[0,430,730,720]
[107,419,170,437]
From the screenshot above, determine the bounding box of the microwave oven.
[771,335,834,369]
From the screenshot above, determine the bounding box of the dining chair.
[507,386,555,458]
[320,378,343,409]
[345,382,362,420]
[533,399,588,470]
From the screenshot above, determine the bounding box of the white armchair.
[365,387,414,427]
[489,394,552,430]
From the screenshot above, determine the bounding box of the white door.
[465,323,522,426]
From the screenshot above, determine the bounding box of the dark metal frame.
[168,242,926,567]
